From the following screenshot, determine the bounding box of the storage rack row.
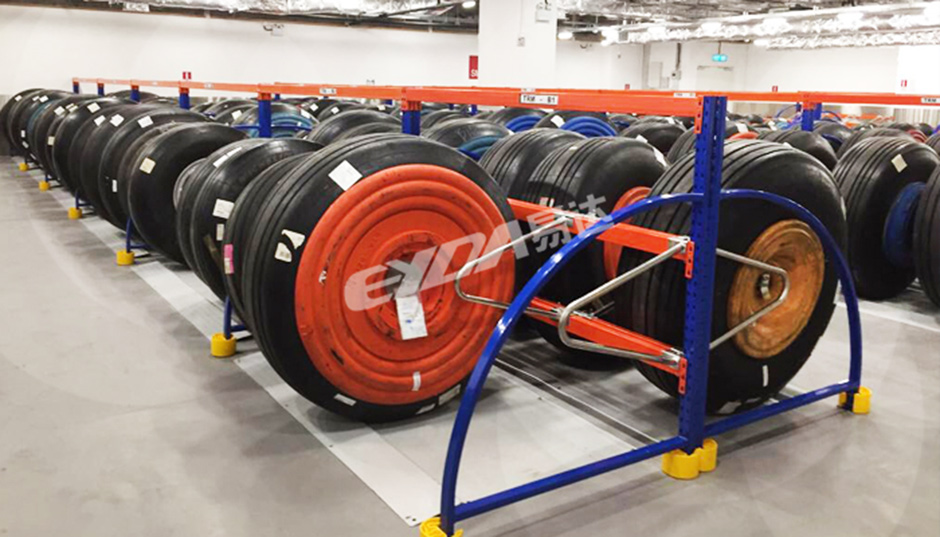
[65,76,940,537]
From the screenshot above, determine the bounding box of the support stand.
[211,297,243,358]
[116,217,148,266]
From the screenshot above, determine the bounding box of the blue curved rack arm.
[435,95,864,537]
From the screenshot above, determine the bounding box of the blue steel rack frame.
[417,95,865,537]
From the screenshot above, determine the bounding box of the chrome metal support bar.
[709,248,791,350]
[454,214,572,319]
[556,238,690,367]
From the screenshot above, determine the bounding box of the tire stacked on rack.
[0,89,42,155]
[665,122,757,163]
[176,138,324,299]
[486,107,547,129]
[228,134,515,422]
[232,102,316,138]
[926,131,940,154]
[479,128,585,198]
[313,101,366,121]
[913,167,940,306]
[534,111,609,130]
[421,109,466,130]
[123,123,250,263]
[27,95,94,176]
[619,121,686,155]
[202,99,255,119]
[813,121,853,154]
[836,127,914,158]
[832,137,940,299]
[95,107,207,228]
[52,97,129,192]
[519,137,668,367]
[5,90,72,159]
[304,109,401,146]
[758,130,838,170]
[422,118,511,160]
[619,140,847,413]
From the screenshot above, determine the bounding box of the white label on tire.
[438,385,461,405]
[20,130,25,138]
[892,154,908,173]
[281,229,305,249]
[47,136,55,146]
[274,243,292,263]
[653,147,667,166]
[635,134,648,144]
[396,294,428,341]
[231,110,243,120]
[112,179,118,193]
[87,102,100,113]
[94,116,106,126]
[412,371,422,392]
[212,199,235,219]
[666,117,676,124]
[53,106,66,116]
[300,109,312,119]
[328,160,363,191]
[762,365,769,387]
[39,95,48,103]
[333,393,356,406]
[309,103,319,112]
[67,104,79,112]
[550,115,565,127]
[213,146,243,168]
[330,106,340,115]
[782,142,792,148]
[139,158,156,174]
[22,141,28,148]
[110,114,124,127]
[138,115,153,128]
[736,123,748,134]
[216,223,225,241]
[14,95,21,102]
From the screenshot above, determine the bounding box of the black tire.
[666,129,697,163]
[331,121,402,142]
[422,118,511,148]
[69,103,143,206]
[759,130,838,170]
[479,128,584,198]
[97,109,206,228]
[203,99,255,118]
[127,123,248,264]
[29,95,92,175]
[314,101,365,121]
[814,121,853,154]
[9,90,71,157]
[926,132,940,154]
[620,122,686,155]
[620,140,846,413]
[833,137,940,299]
[913,167,940,306]
[520,137,668,366]
[214,104,257,126]
[52,98,127,192]
[186,139,323,298]
[304,110,400,146]
[421,109,465,129]
[837,127,914,158]
[241,134,514,422]
[1,88,42,152]
[223,153,312,326]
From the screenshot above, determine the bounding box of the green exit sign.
[712,53,728,62]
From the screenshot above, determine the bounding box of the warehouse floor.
[1,155,938,537]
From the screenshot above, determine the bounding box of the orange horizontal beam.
[179,81,260,93]
[96,78,131,85]
[403,87,700,116]
[508,199,691,267]
[528,296,678,376]
[130,79,184,89]
[261,83,404,100]
[803,91,940,107]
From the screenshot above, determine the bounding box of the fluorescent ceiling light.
[837,11,863,22]
[461,0,476,8]
[557,30,573,40]
[925,3,940,17]
[700,21,722,33]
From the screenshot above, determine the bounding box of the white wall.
[0,5,478,96]
[554,42,643,90]
[477,0,556,88]
[744,46,901,93]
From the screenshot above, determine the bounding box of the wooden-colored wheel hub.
[727,219,825,359]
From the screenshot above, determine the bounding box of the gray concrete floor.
[1,156,939,537]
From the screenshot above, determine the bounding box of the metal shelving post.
[178,86,190,110]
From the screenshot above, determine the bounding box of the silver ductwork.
[87,0,451,16]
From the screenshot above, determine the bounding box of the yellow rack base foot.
[38,180,50,192]
[211,333,237,358]
[116,249,135,266]
[662,438,718,480]
[419,518,463,537]
[67,207,83,220]
[839,386,871,415]
[18,162,29,172]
